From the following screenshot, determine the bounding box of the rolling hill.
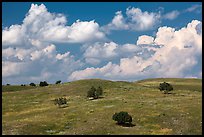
[2,78,202,135]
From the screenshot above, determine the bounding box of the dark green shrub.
[6,84,10,86]
[87,86,103,99]
[159,82,173,94]
[112,111,132,124]
[96,86,103,96]
[30,83,36,86]
[87,86,97,98]
[21,84,26,86]
[54,97,67,107]
[39,81,49,87]
[55,80,61,84]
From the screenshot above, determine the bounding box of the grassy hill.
[2,78,202,135]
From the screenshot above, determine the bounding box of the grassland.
[2,78,202,135]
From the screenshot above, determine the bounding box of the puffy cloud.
[69,62,121,81]
[84,42,118,58]
[2,3,108,84]
[82,34,165,66]
[83,40,160,66]
[120,44,140,53]
[136,35,154,45]
[2,25,27,47]
[56,52,70,60]
[103,7,161,32]
[2,42,83,85]
[2,48,16,59]
[163,10,180,20]
[2,3,202,84]
[126,7,161,31]
[69,20,202,81]
[30,50,43,61]
[64,20,105,43]
[154,26,175,45]
[103,11,128,32]
[2,61,28,77]
[2,47,32,61]
[83,42,118,65]
[2,3,106,47]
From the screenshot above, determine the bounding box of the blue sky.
[2,2,202,84]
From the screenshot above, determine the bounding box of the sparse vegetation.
[39,81,49,87]
[87,86,97,98]
[159,82,173,94]
[96,86,103,96]
[87,86,103,99]
[30,83,36,86]
[2,78,202,135]
[54,97,68,107]
[55,80,61,84]
[112,111,132,125]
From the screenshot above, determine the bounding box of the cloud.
[103,11,128,32]
[83,42,118,65]
[2,3,108,84]
[163,10,180,20]
[82,40,158,66]
[2,3,202,84]
[64,20,105,43]
[136,35,154,45]
[184,4,202,13]
[103,7,161,32]
[161,4,202,21]
[102,4,202,34]
[2,61,28,77]
[69,20,202,81]
[126,7,161,31]
[2,3,106,46]
[2,43,84,84]
[2,25,27,47]
[154,26,175,45]
[69,62,121,81]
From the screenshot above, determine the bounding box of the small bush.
[87,86,97,98]
[55,80,61,84]
[21,84,26,86]
[54,97,68,107]
[30,83,36,86]
[112,111,132,125]
[97,86,103,96]
[87,86,103,99]
[6,84,10,86]
[159,82,173,94]
[39,81,49,87]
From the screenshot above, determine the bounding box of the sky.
[2,2,202,85]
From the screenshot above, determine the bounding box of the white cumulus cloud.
[103,7,161,32]
[2,3,106,46]
[2,3,108,84]
[69,20,202,81]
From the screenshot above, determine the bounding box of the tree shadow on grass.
[163,92,176,95]
[116,123,136,127]
[88,96,104,100]
[58,105,68,108]
[98,96,104,99]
